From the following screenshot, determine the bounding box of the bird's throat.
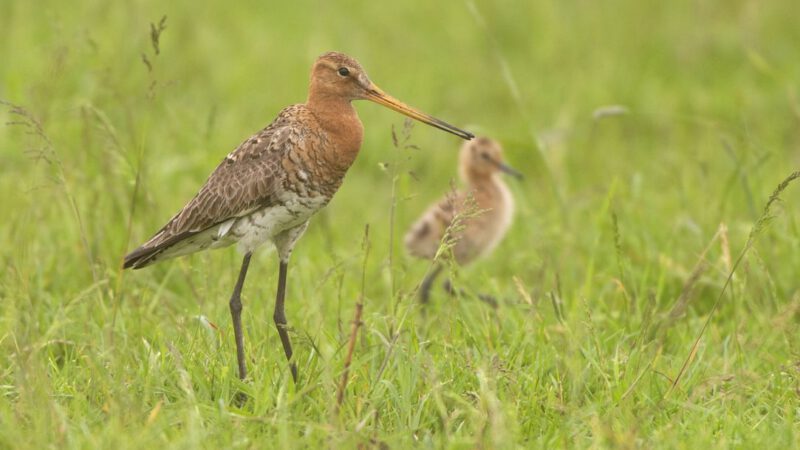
[306,98,364,175]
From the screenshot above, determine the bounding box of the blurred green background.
[1,0,799,448]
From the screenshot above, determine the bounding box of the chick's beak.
[363,83,474,140]
[495,161,524,180]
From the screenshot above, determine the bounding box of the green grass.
[2,0,800,448]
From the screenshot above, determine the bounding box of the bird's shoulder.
[223,104,320,164]
[405,187,466,245]
[430,188,470,225]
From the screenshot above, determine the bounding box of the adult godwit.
[404,136,520,304]
[124,52,473,382]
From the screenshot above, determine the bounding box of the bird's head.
[309,52,474,140]
[460,137,522,181]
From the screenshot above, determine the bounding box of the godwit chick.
[124,52,473,382]
[404,136,520,303]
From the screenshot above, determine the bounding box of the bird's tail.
[123,244,162,269]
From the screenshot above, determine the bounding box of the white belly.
[150,194,327,264]
[230,194,327,253]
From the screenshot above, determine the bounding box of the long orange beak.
[364,85,474,140]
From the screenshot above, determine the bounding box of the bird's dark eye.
[337,67,350,77]
[481,152,490,160]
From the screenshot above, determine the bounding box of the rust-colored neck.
[305,91,364,175]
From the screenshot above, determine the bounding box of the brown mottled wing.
[124,105,308,269]
[404,189,464,260]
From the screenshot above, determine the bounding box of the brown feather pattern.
[124,104,335,269]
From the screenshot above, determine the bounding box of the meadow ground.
[2,1,800,448]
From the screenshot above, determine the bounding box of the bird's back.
[404,176,514,265]
[124,104,332,269]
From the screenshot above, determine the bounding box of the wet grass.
[2,0,800,448]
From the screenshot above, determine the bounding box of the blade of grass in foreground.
[667,170,800,397]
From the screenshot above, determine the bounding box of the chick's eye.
[338,67,350,76]
[480,152,490,159]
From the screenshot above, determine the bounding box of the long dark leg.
[442,278,498,309]
[419,265,443,304]
[230,253,252,380]
[442,278,456,296]
[274,260,297,383]
[476,293,499,309]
